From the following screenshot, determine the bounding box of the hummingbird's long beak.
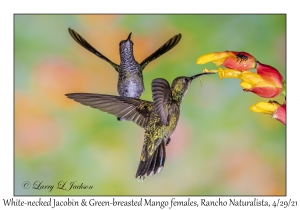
[190,72,215,80]
[127,32,132,41]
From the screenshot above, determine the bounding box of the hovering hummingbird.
[68,28,182,99]
[65,72,214,180]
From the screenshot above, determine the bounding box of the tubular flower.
[240,61,283,98]
[203,61,284,98]
[250,100,286,125]
[197,51,256,71]
[203,68,242,79]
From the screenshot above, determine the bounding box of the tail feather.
[136,141,166,180]
[154,141,166,174]
[147,147,159,176]
[136,154,154,179]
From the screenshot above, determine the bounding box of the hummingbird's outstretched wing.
[151,78,172,126]
[139,34,182,71]
[136,139,166,179]
[65,93,152,128]
[68,28,120,72]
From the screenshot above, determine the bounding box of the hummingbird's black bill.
[127,32,132,41]
[190,72,215,80]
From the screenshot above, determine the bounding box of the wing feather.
[68,28,120,72]
[151,78,171,126]
[66,93,152,128]
[140,34,181,70]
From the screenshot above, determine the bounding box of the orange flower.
[198,50,286,125]
[240,62,283,98]
[250,100,286,125]
[197,51,256,71]
[203,61,284,98]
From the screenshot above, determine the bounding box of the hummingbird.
[65,72,214,180]
[68,28,182,99]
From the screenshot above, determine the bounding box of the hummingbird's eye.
[184,78,189,83]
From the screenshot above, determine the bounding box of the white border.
[1,0,299,209]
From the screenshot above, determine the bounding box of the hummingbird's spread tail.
[136,140,166,181]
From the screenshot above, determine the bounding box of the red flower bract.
[196,51,257,71]
[239,61,283,98]
[256,61,283,86]
[273,101,286,125]
[223,51,256,71]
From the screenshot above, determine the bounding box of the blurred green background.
[14,14,286,195]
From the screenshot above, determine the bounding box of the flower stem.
[281,80,286,98]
